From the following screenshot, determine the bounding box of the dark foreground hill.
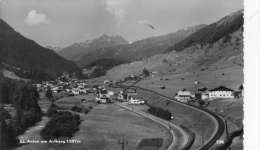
[0,19,79,80]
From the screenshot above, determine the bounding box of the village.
[34,72,244,107]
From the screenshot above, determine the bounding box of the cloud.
[24,10,51,25]
[137,20,152,25]
[104,0,131,24]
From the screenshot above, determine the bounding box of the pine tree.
[45,86,54,103]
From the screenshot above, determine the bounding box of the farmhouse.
[175,91,193,103]
[208,86,234,100]
[128,97,145,105]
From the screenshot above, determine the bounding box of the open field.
[137,66,242,97]
[15,102,171,150]
[55,94,97,110]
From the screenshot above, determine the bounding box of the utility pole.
[118,136,128,150]
[155,139,160,150]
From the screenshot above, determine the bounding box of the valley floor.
[15,96,171,150]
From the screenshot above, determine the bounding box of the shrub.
[71,105,82,112]
[142,68,150,77]
[83,108,89,114]
[160,86,166,90]
[41,111,81,140]
[46,104,58,117]
[0,108,11,120]
[147,106,171,120]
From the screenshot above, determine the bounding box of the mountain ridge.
[0,19,79,80]
[58,34,129,61]
[165,10,243,53]
[70,24,205,67]
[105,10,243,90]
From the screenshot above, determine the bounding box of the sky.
[0,0,243,47]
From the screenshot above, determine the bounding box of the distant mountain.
[58,34,129,61]
[0,19,79,80]
[165,10,243,52]
[75,25,205,67]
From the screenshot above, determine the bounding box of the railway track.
[112,82,225,150]
[116,102,190,150]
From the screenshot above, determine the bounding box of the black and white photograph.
[1,0,259,150]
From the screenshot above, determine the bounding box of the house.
[208,86,234,100]
[125,89,138,101]
[95,94,111,104]
[175,90,193,103]
[128,97,145,105]
[71,88,80,95]
[195,92,209,100]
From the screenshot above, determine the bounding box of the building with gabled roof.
[208,86,234,100]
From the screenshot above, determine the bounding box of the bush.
[83,108,89,114]
[160,86,166,90]
[148,106,171,120]
[142,68,150,77]
[41,111,81,140]
[46,104,58,117]
[71,105,82,112]
[0,108,11,120]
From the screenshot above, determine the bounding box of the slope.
[165,10,243,52]
[106,10,243,92]
[0,19,79,80]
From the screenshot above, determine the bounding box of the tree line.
[147,105,172,120]
[0,76,42,149]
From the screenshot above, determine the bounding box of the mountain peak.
[58,34,128,61]
[217,9,243,27]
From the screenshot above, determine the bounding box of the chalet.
[128,97,145,105]
[125,88,138,101]
[117,91,126,101]
[208,86,234,100]
[175,91,193,103]
[95,94,111,104]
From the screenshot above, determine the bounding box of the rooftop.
[209,86,234,92]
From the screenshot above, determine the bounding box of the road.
[116,102,192,150]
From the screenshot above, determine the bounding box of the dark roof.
[209,86,234,92]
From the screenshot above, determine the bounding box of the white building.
[175,91,193,103]
[128,97,145,105]
[208,86,234,100]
